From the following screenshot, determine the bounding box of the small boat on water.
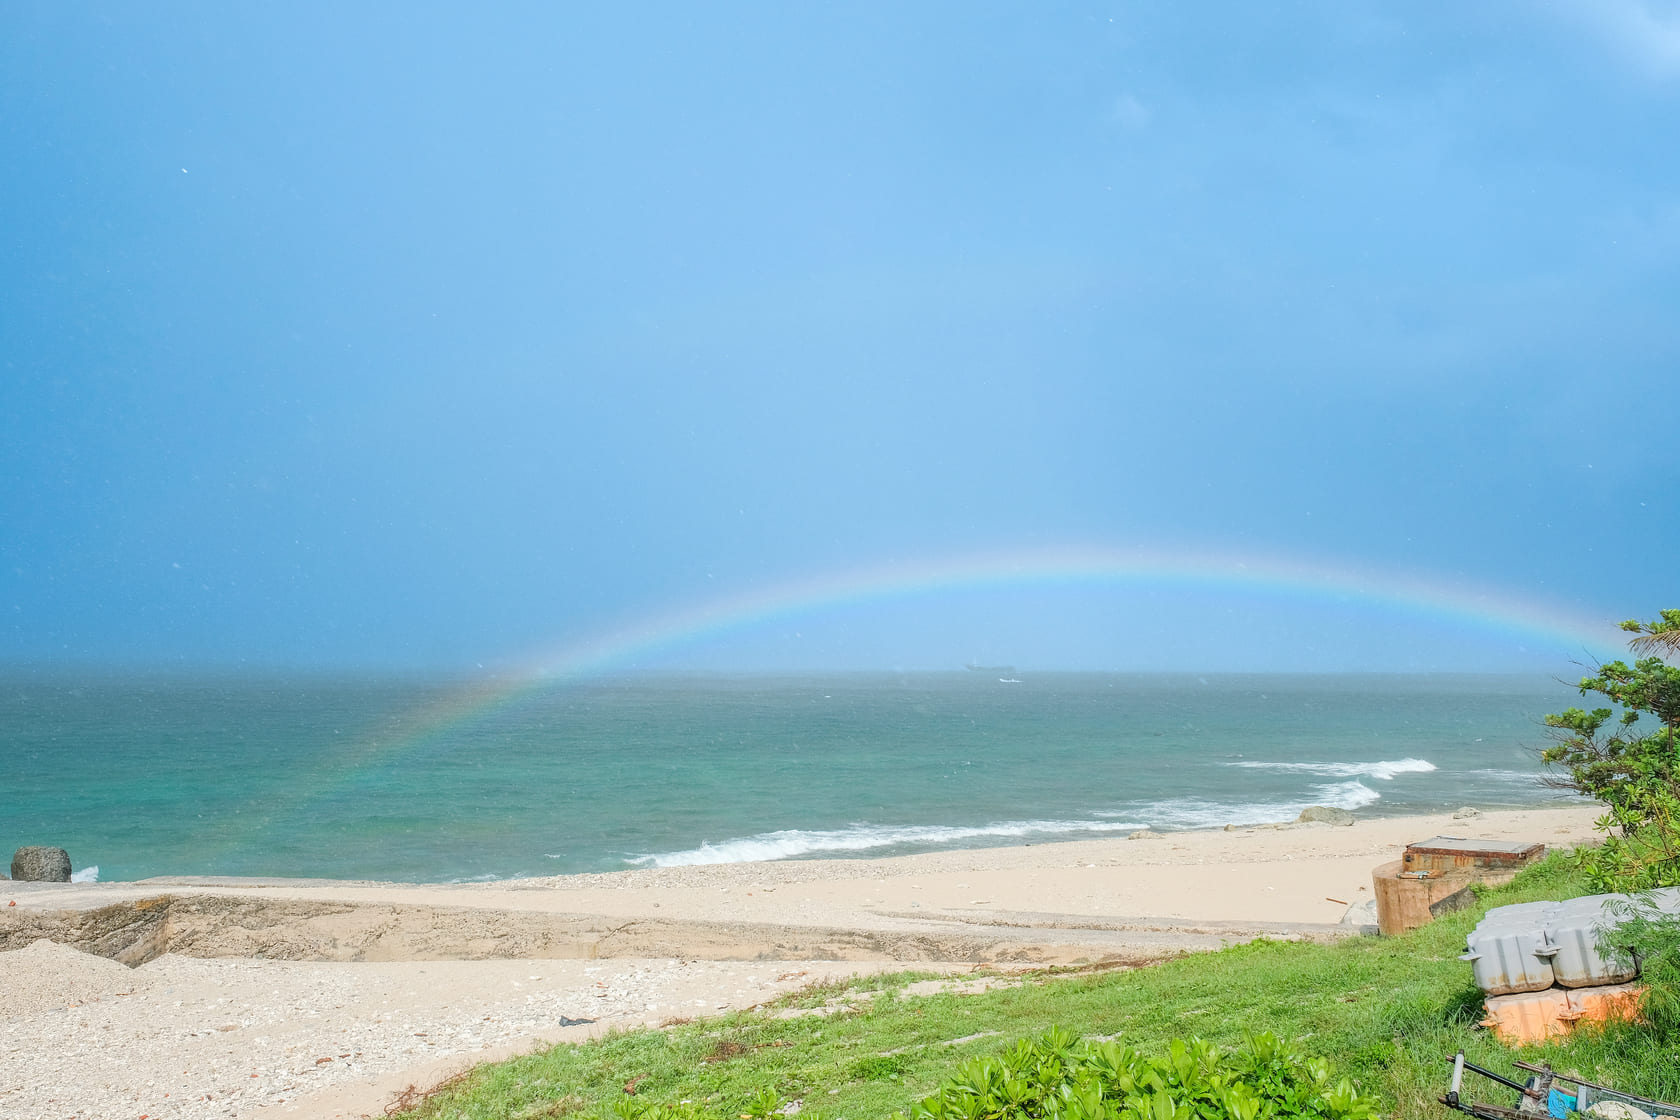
[1441,1051,1679,1120]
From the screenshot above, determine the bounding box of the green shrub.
[1542,609,1680,891]
[592,1087,784,1120]
[852,1053,917,1081]
[892,1028,1379,1120]
[1603,893,1680,1040]
[559,1030,1378,1120]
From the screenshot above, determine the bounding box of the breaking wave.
[1467,768,1545,787]
[619,818,1145,868]
[607,759,1435,868]
[618,777,1384,867]
[1230,757,1437,780]
[1111,779,1382,831]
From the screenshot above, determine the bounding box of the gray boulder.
[1296,806,1354,826]
[11,847,71,882]
[1340,898,1379,926]
[1452,806,1482,820]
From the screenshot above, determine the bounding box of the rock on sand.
[10,846,71,882]
[1296,807,1354,826]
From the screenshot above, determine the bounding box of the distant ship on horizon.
[964,663,1016,675]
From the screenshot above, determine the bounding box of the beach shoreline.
[1,804,1603,1120]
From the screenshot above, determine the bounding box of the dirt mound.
[0,937,154,1016]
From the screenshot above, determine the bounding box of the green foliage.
[1543,616,1680,1056]
[592,1084,785,1120]
[852,1053,917,1081]
[892,1029,1379,1120]
[1543,610,1680,890]
[1622,609,1680,658]
[1601,893,1680,1040]
[604,1098,712,1120]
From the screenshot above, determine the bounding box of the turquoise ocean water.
[0,672,1584,883]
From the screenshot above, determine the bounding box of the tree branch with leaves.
[1543,610,1680,891]
[1623,608,1680,658]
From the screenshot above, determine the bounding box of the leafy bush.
[592,1086,785,1120]
[892,1028,1379,1120]
[1543,612,1680,1040]
[564,1030,1378,1120]
[1543,610,1680,891]
[1603,893,1680,1040]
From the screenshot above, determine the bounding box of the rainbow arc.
[522,545,1615,680]
[227,545,1620,844]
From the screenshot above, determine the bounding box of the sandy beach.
[1,805,1600,1120]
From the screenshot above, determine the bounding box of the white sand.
[0,939,911,1120]
[0,805,1602,1120]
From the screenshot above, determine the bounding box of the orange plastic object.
[1482,988,1572,1043]
[1564,982,1644,1025]
[1481,983,1644,1044]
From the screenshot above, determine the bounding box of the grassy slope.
[396,854,1679,1120]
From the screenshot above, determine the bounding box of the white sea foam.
[621,818,1146,868]
[1468,768,1545,786]
[619,780,1392,866]
[1320,779,1381,809]
[1128,780,1381,830]
[1230,757,1437,781]
[69,865,98,883]
[614,759,1430,868]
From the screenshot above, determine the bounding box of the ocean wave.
[1230,757,1436,781]
[1130,780,1380,830]
[622,818,1146,868]
[620,779,1389,866]
[1467,768,1545,785]
[1320,779,1382,809]
[69,865,98,883]
[612,762,1425,869]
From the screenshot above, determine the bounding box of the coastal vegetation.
[1543,610,1680,891]
[1542,608,1680,1039]
[387,852,1677,1120]
[890,1029,1379,1120]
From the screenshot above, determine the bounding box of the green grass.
[392,854,1679,1120]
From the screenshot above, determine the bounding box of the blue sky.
[3,2,1677,673]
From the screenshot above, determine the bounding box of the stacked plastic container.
[1462,889,1680,1044]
